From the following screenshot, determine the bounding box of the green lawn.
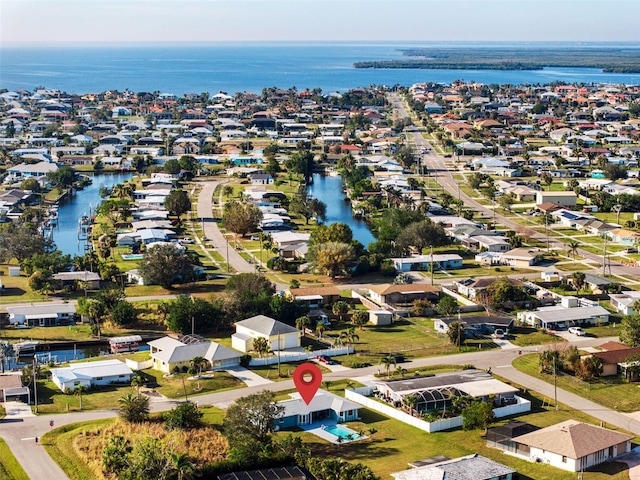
[34,378,136,414]
[513,353,640,412]
[509,327,567,347]
[274,387,633,480]
[0,438,29,480]
[138,370,243,399]
[248,361,332,382]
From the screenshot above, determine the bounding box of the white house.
[50,359,133,392]
[6,303,76,327]
[516,305,610,329]
[609,291,640,316]
[511,420,632,472]
[232,315,301,353]
[277,389,362,428]
[148,335,243,373]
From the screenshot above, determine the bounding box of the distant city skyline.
[2,0,639,45]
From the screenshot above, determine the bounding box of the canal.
[51,172,133,257]
[306,173,375,247]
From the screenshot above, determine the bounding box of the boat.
[109,335,142,354]
[13,340,40,354]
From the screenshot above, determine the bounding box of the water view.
[52,172,133,257]
[307,173,375,248]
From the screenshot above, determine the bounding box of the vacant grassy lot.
[513,353,640,412]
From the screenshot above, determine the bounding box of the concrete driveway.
[2,401,35,419]
[621,448,640,480]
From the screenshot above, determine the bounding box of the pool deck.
[302,420,367,444]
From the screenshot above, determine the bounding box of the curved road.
[3,336,640,479]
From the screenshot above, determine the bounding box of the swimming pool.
[323,424,363,441]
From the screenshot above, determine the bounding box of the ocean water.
[2,42,640,95]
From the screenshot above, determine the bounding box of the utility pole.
[602,235,608,277]
[553,355,558,410]
[33,356,38,414]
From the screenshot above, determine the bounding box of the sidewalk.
[225,366,274,387]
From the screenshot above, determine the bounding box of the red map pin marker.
[293,362,323,405]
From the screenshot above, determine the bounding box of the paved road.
[196,180,255,274]
[4,335,640,479]
[389,93,640,281]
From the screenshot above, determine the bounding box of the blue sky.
[2,0,639,45]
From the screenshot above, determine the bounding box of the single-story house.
[6,303,76,327]
[285,286,341,308]
[391,254,463,272]
[434,315,514,335]
[609,291,640,316]
[366,283,440,306]
[50,359,134,392]
[607,228,640,246]
[51,271,101,290]
[468,235,510,253]
[232,315,301,353]
[500,248,541,267]
[0,373,30,403]
[516,305,610,329]
[511,420,633,472]
[375,370,519,411]
[277,389,361,428]
[536,191,577,207]
[455,277,523,301]
[391,454,516,480]
[148,335,243,373]
[590,346,640,377]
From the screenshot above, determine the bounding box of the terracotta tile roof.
[592,346,640,365]
[513,420,632,459]
[599,341,631,351]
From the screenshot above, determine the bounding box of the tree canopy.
[164,189,192,218]
[138,244,195,289]
[308,241,356,278]
[0,223,54,262]
[223,390,284,445]
[222,201,263,238]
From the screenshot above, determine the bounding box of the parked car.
[568,326,585,336]
[316,355,334,365]
[389,353,406,363]
[180,237,195,244]
[493,329,505,339]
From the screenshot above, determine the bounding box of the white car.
[568,326,585,336]
[493,329,505,339]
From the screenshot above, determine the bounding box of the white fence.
[126,358,153,370]
[248,346,354,366]
[345,390,531,433]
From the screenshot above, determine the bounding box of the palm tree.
[402,393,419,415]
[252,337,270,358]
[339,327,359,354]
[168,452,196,480]
[315,322,326,340]
[191,356,209,376]
[130,375,144,398]
[74,384,89,411]
[350,310,368,331]
[567,240,580,266]
[0,342,14,374]
[380,354,397,378]
[395,366,408,378]
[296,315,311,337]
[571,271,586,292]
[332,301,349,322]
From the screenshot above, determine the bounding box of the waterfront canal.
[51,172,133,257]
[306,173,375,247]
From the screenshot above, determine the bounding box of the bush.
[163,401,204,431]
[239,355,252,368]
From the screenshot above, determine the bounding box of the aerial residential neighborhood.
[3,77,640,480]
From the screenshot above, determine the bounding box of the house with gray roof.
[232,315,301,353]
[7,303,76,327]
[148,334,243,373]
[50,359,133,392]
[391,454,516,480]
[517,305,609,329]
[278,389,361,428]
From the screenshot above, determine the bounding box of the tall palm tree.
[567,240,580,266]
[295,316,311,337]
[74,385,89,411]
[380,354,397,378]
[315,322,326,340]
[339,327,359,354]
[157,302,170,324]
[402,393,419,415]
[130,375,144,398]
